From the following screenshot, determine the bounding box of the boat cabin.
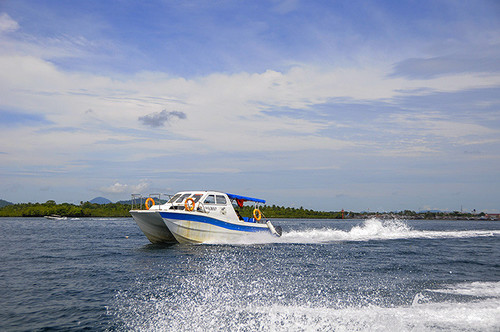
[149,191,265,223]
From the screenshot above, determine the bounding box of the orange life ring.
[145,197,155,210]
[184,197,195,211]
[253,208,262,221]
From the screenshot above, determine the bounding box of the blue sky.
[1,0,499,212]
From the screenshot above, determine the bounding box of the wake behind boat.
[130,191,282,244]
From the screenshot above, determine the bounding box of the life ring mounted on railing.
[145,197,155,210]
[184,198,195,211]
[253,208,262,221]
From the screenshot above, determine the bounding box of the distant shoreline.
[0,216,497,221]
[0,201,496,220]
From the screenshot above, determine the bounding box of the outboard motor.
[266,220,282,237]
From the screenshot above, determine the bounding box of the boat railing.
[197,201,208,213]
[131,193,173,210]
[131,194,143,210]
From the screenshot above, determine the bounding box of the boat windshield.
[175,193,191,203]
[169,192,222,204]
[191,193,203,203]
[168,194,181,203]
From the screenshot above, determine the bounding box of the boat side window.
[168,194,181,203]
[192,194,203,203]
[204,195,216,204]
[216,195,227,205]
[175,193,191,203]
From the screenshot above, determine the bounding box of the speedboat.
[44,214,67,220]
[130,191,282,244]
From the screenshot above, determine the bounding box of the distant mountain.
[89,197,112,205]
[0,199,13,208]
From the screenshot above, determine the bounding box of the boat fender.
[145,197,155,210]
[184,198,195,211]
[253,208,262,221]
[266,220,281,237]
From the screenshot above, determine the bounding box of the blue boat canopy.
[226,193,266,204]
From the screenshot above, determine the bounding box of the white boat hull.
[130,210,177,244]
[159,211,273,244]
[44,215,67,220]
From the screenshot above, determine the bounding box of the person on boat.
[235,209,244,221]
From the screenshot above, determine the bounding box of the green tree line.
[0,201,485,220]
[0,201,345,218]
[0,200,132,217]
[237,205,344,219]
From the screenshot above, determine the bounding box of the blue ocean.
[0,217,499,331]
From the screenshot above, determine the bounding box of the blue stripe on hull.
[159,211,268,233]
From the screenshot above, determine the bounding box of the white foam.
[291,218,500,243]
[111,281,500,331]
[257,297,500,332]
[428,281,500,297]
[281,218,414,243]
[204,231,278,245]
[210,218,500,245]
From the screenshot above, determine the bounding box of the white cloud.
[0,13,19,33]
[384,112,498,137]
[1,52,500,172]
[100,181,150,194]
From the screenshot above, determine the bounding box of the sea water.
[0,217,498,331]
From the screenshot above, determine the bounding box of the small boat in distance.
[130,191,282,244]
[44,215,67,220]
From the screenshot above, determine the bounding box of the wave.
[212,218,500,245]
[426,281,500,297]
[251,296,499,332]
[281,218,500,244]
[111,281,500,331]
[258,292,499,332]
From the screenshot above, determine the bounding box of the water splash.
[282,218,413,243]
[412,292,430,306]
[210,218,500,245]
[111,281,500,331]
[428,281,500,297]
[107,219,500,330]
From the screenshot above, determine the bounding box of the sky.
[1,0,499,212]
